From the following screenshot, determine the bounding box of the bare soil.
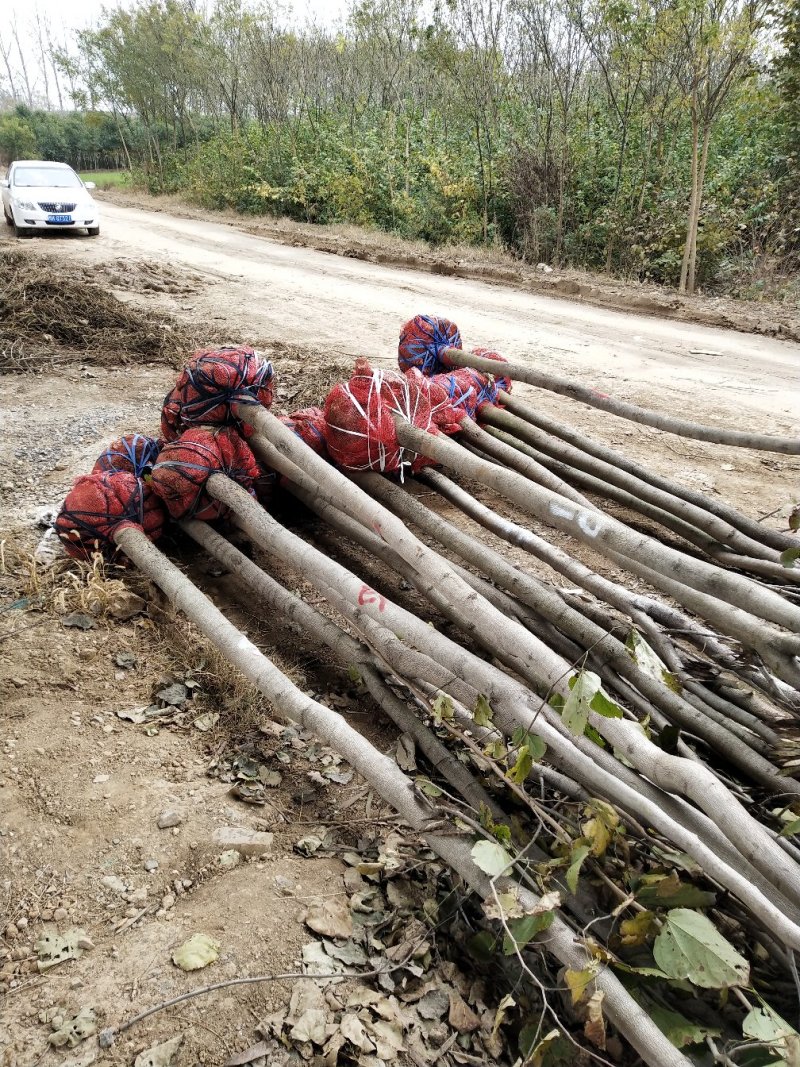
[1,213,798,1067]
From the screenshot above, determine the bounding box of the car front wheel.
[87,226,100,237]
[13,221,32,238]
[3,208,12,226]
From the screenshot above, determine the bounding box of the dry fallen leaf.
[135,1034,184,1067]
[289,1008,327,1045]
[448,990,482,1033]
[340,1012,375,1053]
[367,1017,406,1059]
[304,897,354,939]
[584,990,607,1050]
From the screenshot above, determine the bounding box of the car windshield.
[13,167,82,188]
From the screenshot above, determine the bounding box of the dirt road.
[28,200,800,430]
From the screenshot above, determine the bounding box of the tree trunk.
[687,123,712,294]
[679,100,700,293]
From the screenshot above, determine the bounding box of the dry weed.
[0,248,195,372]
[162,617,305,738]
[0,539,146,619]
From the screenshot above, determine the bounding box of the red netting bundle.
[398,315,461,376]
[323,359,436,474]
[92,434,161,479]
[150,427,261,521]
[160,346,274,442]
[468,346,512,401]
[55,472,166,559]
[278,407,328,458]
[424,370,483,431]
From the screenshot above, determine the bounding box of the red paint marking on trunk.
[358,585,386,612]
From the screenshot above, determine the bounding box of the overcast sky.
[2,0,352,107]
[6,0,351,40]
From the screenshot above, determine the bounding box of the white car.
[1,160,100,238]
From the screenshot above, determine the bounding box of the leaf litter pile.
[0,249,195,370]
[15,302,800,1067]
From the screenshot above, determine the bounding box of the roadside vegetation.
[0,0,798,298]
[79,169,131,189]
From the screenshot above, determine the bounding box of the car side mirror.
[0,179,8,188]
[84,181,96,190]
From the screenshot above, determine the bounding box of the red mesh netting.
[92,434,161,478]
[150,427,261,520]
[398,315,461,375]
[424,370,481,432]
[323,359,436,474]
[469,346,512,399]
[160,346,274,442]
[56,472,166,559]
[279,407,328,458]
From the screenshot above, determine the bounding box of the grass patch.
[79,170,131,190]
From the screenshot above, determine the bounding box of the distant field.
[79,170,131,189]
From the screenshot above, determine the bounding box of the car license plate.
[47,214,73,224]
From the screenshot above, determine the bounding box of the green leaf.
[172,933,220,971]
[492,822,512,847]
[627,629,680,691]
[502,909,554,954]
[519,1026,561,1065]
[474,694,494,727]
[589,689,623,718]
[648,1005,720,1048]
[636,872,716,910]
[562,672,596,735]
[467,929,496,962]
[471,839,514,878]
[780,547,800,569]
[564,963,598,1004]
[584,724,607,748]
[566,843,591,894]
[743,1001,800,1063]
[780,817,800,838]
[347,664,362,684]
[508,747,533,784]
[432,692,454,723]
[511,726,547,761]
[653,908,750,989]
[415,776,443,798]
[563,671,622,735]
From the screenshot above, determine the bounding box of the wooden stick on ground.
[494,389,797,552]
[438,346,800,454]
[110,524,692,1067]
[202,472,800,928]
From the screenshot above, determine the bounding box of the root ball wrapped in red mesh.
[56,472,166,559]
[161,346,274,441]
[92,434,161,479]
[469,346,512,400]
[279,407,328,458]
[150,427,261,520]
[398,315,461,376]
[323,359,436,474]
[424,370,482,432]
